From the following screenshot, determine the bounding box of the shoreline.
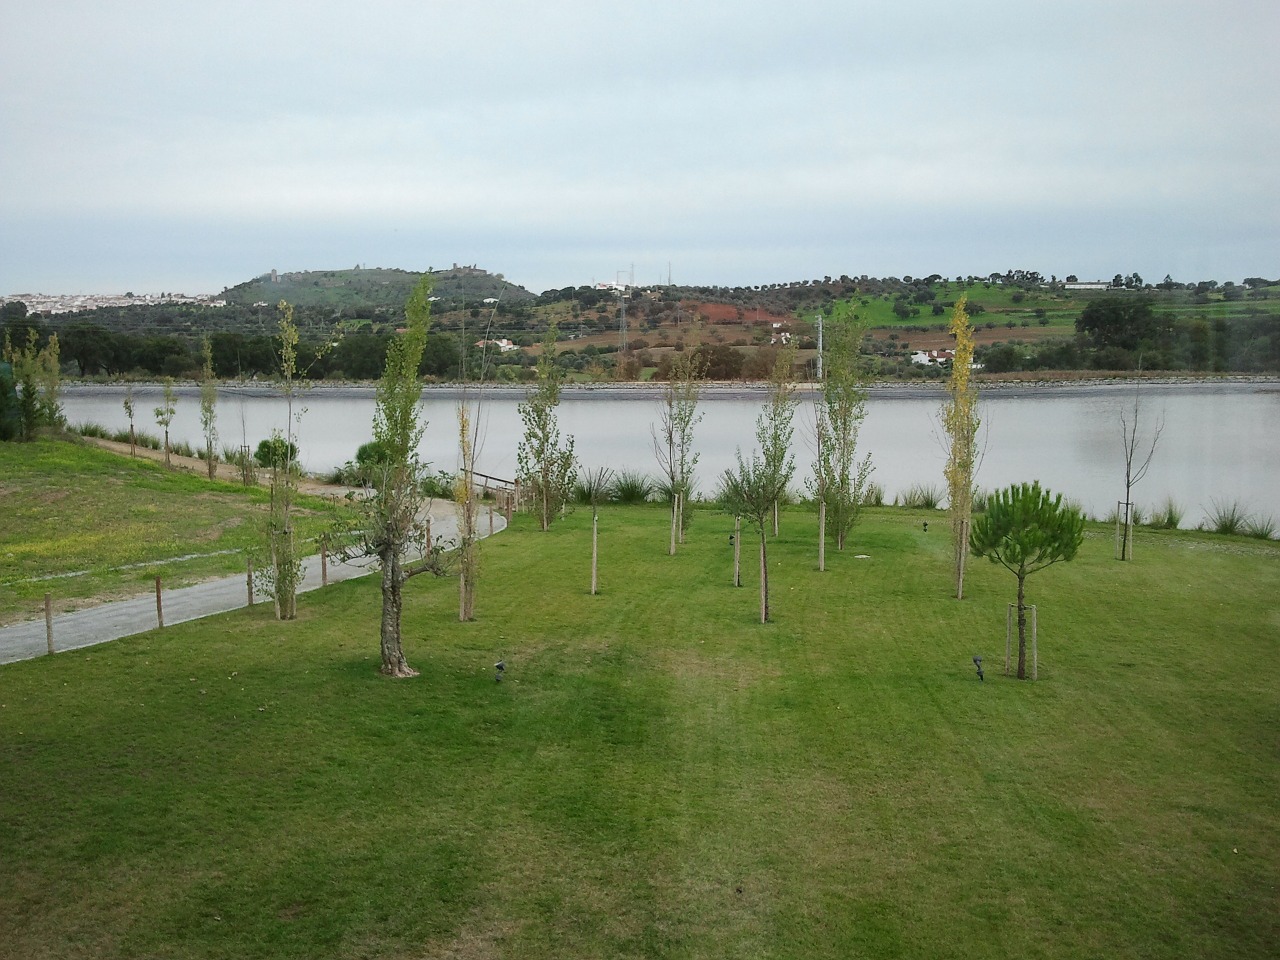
[60,374,1280,403]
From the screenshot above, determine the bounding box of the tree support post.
[733,516,742,587]
[818,500,826,572]
[1115,500,1134,560]
[155,576,164,629]
[247,559,254,606]
[321,537,328,586]
[45,593,54,655]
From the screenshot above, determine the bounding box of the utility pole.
[816,312,824,381]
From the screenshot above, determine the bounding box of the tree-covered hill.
[220,265,535,310]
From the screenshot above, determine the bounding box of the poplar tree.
[153,377,176,468]
[517,324,577,530]
[653,350,704,554]
[942,296,980,597]
[199,338,219,480]
[809,304,874,561]
[759,344,798,536]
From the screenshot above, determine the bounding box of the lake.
[60,380,1280,529]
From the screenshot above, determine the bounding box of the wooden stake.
[155,576,164,629]
[321,538,328,586]
[247,559,255,606]
[45,592,54,654]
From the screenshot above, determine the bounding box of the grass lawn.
[1,503,1277,959]
[0,440,345,625]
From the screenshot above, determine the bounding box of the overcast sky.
[2,0,1276,296]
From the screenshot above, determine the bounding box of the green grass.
[0,440,345,624]
[1,502,1277,958]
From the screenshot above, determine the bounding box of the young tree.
[1117,374,1163,560]
[338,277,443,675]
[153,377,176,468]
[580,466,615,595]
[719,449,786,624]
[969,482,1084,680]
[759,344,798,536]
[259,303,305,621]
[455,402,479,622]
[517,324,577,530]
[122,385,137,456]
[3,328,62,440]
[652,350,705,554]
[942,296,980,597]
[809,304,873,562]
[199,338,219,480]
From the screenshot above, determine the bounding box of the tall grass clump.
[612,469,656,504]
[1151,496,1185,529]
[899,482,944,509]
[1207,499,1248,535]
[575,470,617,505]
[863,482,885,507]
[72,421,111,439]
[1242,513,1277,540]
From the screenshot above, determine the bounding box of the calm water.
[61,380,1280,528]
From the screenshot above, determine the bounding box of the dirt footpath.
[80,435,349,496]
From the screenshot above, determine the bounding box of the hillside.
[220,264,536,309]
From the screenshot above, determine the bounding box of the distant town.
[3,291,226,315]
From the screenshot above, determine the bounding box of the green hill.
[220,265,535,310]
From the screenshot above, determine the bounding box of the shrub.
[613,470,656,504]
[72,421,110,439]
[171,440,195,459]
[421,470,456,501]
[254,435,299,469]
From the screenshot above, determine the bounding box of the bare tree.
[1118,374,1164,560]
[653,350,705,554]
[580,466,615,595]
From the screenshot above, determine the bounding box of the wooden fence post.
[321,537,328,586]
[247,559,255,606]
[45,593,54,655]
[155,576,164,629]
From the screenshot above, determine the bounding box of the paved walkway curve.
[0,502,505,666]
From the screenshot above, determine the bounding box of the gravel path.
[0,501,505,666]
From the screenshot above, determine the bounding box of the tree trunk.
[759,532,769,623]
[380,550,418,677]
[818,500,826,572]
[163,429,171,468]
[955,518,969,600]
[677,491,685,545]
[772,500,779,537]
[1016,571,1027,680]
[129,424,136,457]
[206,442,216,480]
[591,508,599,595]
